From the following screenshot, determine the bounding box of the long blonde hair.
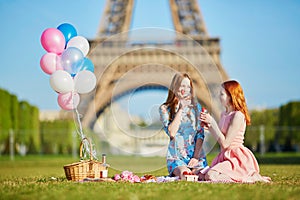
[222,80,251,125]
[163,73,195,121]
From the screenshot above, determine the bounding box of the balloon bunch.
[40,23,96,110]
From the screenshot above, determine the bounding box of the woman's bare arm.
[202,111,244,149]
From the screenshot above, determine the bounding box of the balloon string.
[74,108,84,139]
[74,108,97,160]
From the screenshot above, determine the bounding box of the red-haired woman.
[200,80,271,183]
[159,73,207,179]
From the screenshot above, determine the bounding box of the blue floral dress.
[159,103,208,175]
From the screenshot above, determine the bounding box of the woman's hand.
[200,111,212,129]
[187,157,199,168]
[179,97,191,108]
[178,92,192,108]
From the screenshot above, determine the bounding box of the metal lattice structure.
[80,0,229,129]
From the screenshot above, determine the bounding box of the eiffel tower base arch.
[80,28,227,130]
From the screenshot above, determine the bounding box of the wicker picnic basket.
[63,138,106,181]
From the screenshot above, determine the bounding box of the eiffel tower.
[80,0,229,129]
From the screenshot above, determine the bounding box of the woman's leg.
[205,169,232,182]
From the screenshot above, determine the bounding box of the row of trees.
[0,88,75,155]
[0,87,300,155]
[245,101,300,152]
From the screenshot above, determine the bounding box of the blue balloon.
[60,47,84,76]
[57,23,77,44]
[79,58,94,73]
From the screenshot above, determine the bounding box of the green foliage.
[28,106,40,153]
[40,120,75,154]
[10,94,19,130]
[17,101,31,144]
[248,102,300,152]
[277,101,300,151]
[0,89,12,142]
[250,109,279,126]
[246,109,279,151]
[0,89,41,154]
[1,86,300,156]
[14,101,40,154]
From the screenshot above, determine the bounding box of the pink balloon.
[57,92,80,110]
[40,53,58,75]
[41,28,65,54]
[55,55,63,70]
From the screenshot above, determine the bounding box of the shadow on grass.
[256,153,300,164]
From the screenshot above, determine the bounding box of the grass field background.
[0,153,299,200]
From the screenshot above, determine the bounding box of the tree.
[40,119,75,154]
[277,102,300,151]
[0,89,13,153]
[246,108,278,152]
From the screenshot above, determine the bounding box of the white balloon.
[66,36,90,56]
[74,70,96,94]
[49,70,74,93]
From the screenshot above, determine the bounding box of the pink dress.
[209,111,269,183]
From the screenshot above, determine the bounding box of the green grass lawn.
[0,153,299,200]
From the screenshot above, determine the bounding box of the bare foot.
[251,172,271,183]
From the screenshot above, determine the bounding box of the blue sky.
[0,0,300,115]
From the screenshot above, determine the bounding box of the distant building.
[39,110,73,121]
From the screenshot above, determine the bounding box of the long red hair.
[222,80,251,125]
[163,73,195,121]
